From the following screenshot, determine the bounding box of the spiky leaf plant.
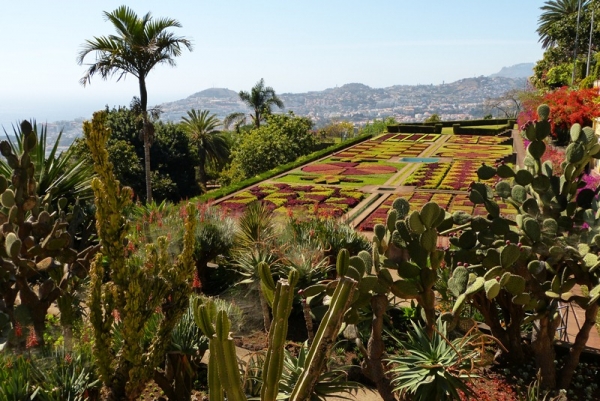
[386,319,477,401]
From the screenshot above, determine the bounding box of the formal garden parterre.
[216,129,519,232]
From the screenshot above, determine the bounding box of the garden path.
[560,286,600,350]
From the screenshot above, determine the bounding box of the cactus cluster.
[195,250,358,401]
[0,120,96,347]
[368,198,450,333]
[443,104,600,389]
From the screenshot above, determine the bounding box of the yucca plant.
[0,121,94,204]
[386,319,478,401]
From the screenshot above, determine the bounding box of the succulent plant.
[195,249,358,401]
[0,120,98,348]
[84,112,198,400]
[443,105,600,389]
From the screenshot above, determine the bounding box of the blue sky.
[0,1,547,127]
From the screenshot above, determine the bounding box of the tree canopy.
[77,5,192,202]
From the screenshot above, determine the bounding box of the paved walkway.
[559,286,600,350]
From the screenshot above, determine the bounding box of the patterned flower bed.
[446,136,511,146]
[217,183,365,218]
[403,160,501,191]
[358,192,515,231]
[404,163,452,189]
[437,160,491,191]
[434,143,512,160]
[385,133,440,142]
[335,141,430,161]
[278,159,401,186]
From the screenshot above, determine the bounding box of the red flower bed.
[359,191,516,231]
[217,183,365,217]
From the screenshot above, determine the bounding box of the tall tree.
[537,0,591,50]
[180,109,230,192]
[230,78,285,129]
[77,5,192,202]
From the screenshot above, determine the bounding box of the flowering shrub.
[518,87,600,143]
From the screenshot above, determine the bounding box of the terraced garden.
[216,130,518,230]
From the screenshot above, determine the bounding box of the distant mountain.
[490,63,534,79]
[42,70,530,145]
[159,75,527,127]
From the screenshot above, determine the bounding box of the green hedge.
[196,133,373,203]
[396,118,514,128]
[387,124,441,134]
[452,123,512,136]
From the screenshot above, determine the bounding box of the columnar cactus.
[194,250,358,401]
[84,112,197,400]
[444,104,600,389]
[0,120,97,348]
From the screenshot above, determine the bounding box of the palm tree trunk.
[139,76,153,203]
[197,149,207,193]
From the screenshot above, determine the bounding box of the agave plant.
[34,348,99,401]
[235,201,277,249]
[0,121,94,204]
[235,246,281,331]
[280,343,361,401]
[386,319,478,401]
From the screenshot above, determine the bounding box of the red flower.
[14,321,22,338]
[26,327,39,349]
[193,271,201,289]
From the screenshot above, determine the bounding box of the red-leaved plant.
[519,87,600,143]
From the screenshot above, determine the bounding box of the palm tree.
[77,5,192,202]
[229,78,284,129]
[181,110,230,192]
[537,0,590,49]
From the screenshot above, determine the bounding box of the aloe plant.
[84,111,197,400]
[386,318,478,401]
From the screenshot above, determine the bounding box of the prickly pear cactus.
[445,105,600,388]
[0,120,97,348]
[377,199,451,331]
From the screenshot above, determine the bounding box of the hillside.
[39,65,531,146]
[159,75,527,127]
